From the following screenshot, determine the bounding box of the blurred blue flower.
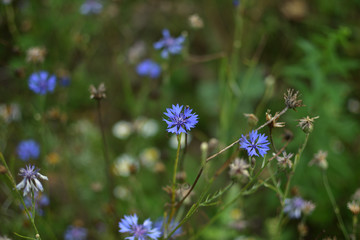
[233,0,240,7]
[28,71,56,95]
[154,29,185,58]
[136,59,162,79]
[283,197,305,219]
[64,226,88,240]
[239,130,270,157]
[80,0,103,15]
[16,164,48,196]
[22,193,50,216]
[163,104,198,135]
[154,218,182,239]
[119,214,161,240]
[59,76,71,87]
[17,139,40,161]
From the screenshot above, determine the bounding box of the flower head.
[136,59,162,79]
[89,83,106,100]
[26,47,46,63]
[28,71,56,95]
[80,0,103,15]
[163,104,198,135]
[297,116,319,133]
[276,151,294,169]
[64,225,88,240]
[348,201,360,215]
[16,140,40,161]
[239,130,270,157]
[154,29,185,59]
[283,197,305,219]
[16,165,48,196]
[309,150,328,170]
[284,89,304,110]
[119,214,161,240]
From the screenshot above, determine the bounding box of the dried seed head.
[297,222,308,237]
[276,151,293,169]
[26,47,47,63]
[284,89,304,110]
[302,201,316,215]
[188,14,204,29]
[89,83,106,100]
[266,110,285,128]
[309,150,328,170]
[297,116,319,133]
[244,113,258,127]
[347,201,360,215]
[229,158,250,179]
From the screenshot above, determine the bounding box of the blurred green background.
[1,0,360,239]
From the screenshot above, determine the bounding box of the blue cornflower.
[154,218,182,239]
[163,104,198,135]
[28,71,56,95]
[136,59,162,79]
[239,130,270,157]
[64,225,88,240]
[80,0,103,15]
[119,214,161,240]
[154,29,185,59]
[16,139,40,161]
[16,165,48,196]
[283,197,305,219]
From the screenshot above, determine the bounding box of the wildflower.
[28,71,56,95]
[154,218,182,239]
[239,130,270,157]
[16,140,40,161]
[229,158,250,178]
[347,201,360,215]
[89,83,106,100]
[276,151,293,169]
[298,116,319,133]
[302,201,316,215]
[113,186,129,200]
[297,222,308,237]
[16,165,48,196]
[266,110,285,128]
[284,89,304,110]
[136,118,159,138]
[80,0,102,15]
[283,197,305,219]
[64,225,88,240]
[113,154,138,177]
[188,14,204,29]
[136,59,162,79]
[154,29,185,59]
[112,121,133,140]
[233,0,240,7]
[26,47,46,63]
[119,214,161,240]
[309,150,328,170]
[163,104,198,135]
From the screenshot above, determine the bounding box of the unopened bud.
[0,165,7,174]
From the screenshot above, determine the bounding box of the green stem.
[0,153,42,240]
[5,4,19,38]
[352,215,358,240]
[168,134,182,226]
[323,171,349,240]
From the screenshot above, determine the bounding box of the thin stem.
[323,171,350,240]
[168,134,182,224]
[0,153,41,240]
[96,100,114,203]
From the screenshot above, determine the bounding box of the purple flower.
[17,139,40,161]
[64,225,88,240]
[283,197,305,219]
[119,214,161,240]
[154,29,185,59]
[239,130,270,157]
[154,218,182,239]
[16,165,48,196]
[80,0,102,15]
[136,59,162,79]
[163,104,198,135]
[28,71,56,95]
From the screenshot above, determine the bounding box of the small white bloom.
[112,121,133,139]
